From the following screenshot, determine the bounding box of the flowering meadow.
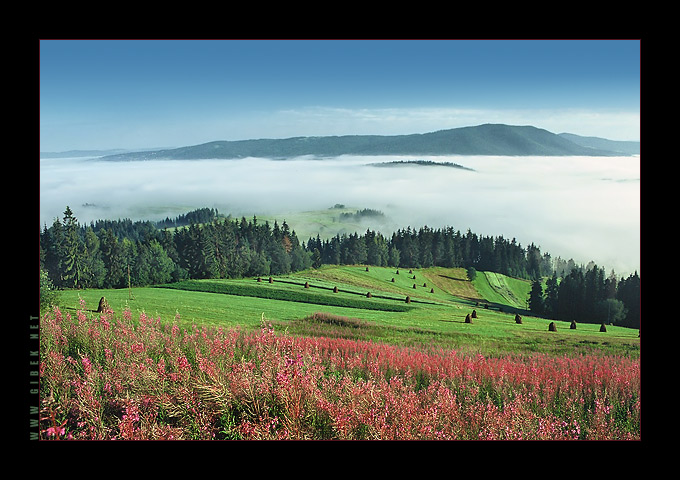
[39,300,640,440]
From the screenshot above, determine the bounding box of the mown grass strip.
[157,280,413,312]
[272,278,439,305]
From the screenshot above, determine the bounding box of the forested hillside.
[39,206,640,328]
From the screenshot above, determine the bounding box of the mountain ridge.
[60,124,640,161]
[557,132,639,156]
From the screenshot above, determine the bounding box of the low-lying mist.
[39,154,640,276]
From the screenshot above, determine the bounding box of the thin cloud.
[262,106,640,142]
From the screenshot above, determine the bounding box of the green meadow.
[56,264,639,358]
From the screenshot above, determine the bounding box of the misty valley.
[40,153,640,278]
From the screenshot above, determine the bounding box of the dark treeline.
[39,206,640,329]
[529,266,640,329]
[306,225,551,278]
[40,207,309,292]
[338,208,386,222]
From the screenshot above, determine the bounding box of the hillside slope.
[301,265,530,312]
[558,133,640,156]
[471,271,531,310]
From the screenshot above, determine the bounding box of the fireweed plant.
[39,300,640,440]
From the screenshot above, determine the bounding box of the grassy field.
[55,265,640,357]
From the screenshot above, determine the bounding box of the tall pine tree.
[544,272,560,319]
[528,278,545,315]
[61,207,83,289]
[99,228,126,288]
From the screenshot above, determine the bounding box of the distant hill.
[89,124,637,161]
[40,147,171,159]
[558,133,639,156]
[40,149,131,158]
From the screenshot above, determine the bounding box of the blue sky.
[40,40,640,152]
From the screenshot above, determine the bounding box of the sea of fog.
[39,154,641,276]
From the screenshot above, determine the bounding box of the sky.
[39,39,641,152]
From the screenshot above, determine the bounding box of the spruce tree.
[544,272,560,319]
[99,228,125,288]
[526,243,542,279]
[528,278,545,315]
[617,272,641,329]
[584,265,606,323]
[82,227,106,288]
[41,220,64,287]
[201,222,226,278]
[388,245,400,268]
[311,248,322,269]
[557,268,585,322]
[61,206,83,289]
[132,240,175,286]
[182,224,203,278]
[269,240,291,275]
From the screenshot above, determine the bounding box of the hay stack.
[333,286,338,293]
[600,323,607,332]
[465,313,472,324]
[366,292,372,298]
[304,281,310,288]
[471,309,477,319]
[96,297,109,313]
[515,314,522,324]
[548,322,557,332]
[570,320,577,330]
[405,296,411,304]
